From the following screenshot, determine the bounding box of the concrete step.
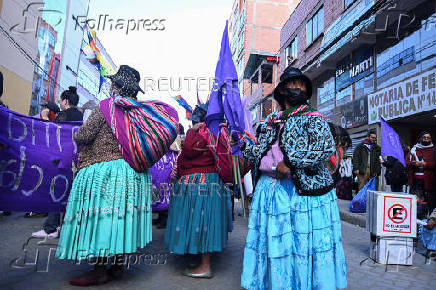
[337,198,366,228]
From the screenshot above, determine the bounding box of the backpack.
[199,125,250,185]
[385,158,407,186]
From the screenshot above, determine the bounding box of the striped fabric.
[100,96,179,172]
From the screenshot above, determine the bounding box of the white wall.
[0,0,40,82]
[57,0,89,97]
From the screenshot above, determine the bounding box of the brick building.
[228,0,298,126]
[280,0,436,152]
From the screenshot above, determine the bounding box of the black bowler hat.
[273,67,313,100]
[107,65,145,95]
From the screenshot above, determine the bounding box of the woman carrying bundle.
[56,65,179,286]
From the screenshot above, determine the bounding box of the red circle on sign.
[388,204,408,224]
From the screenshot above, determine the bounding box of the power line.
[0,23,67,93]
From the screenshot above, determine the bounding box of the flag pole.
[233,156,246,218]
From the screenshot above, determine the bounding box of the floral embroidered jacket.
[242,112,336,196]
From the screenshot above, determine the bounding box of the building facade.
[229,0,296,126]
[280,0,436,152]
[0,0,42,113]
[0,0,116,115]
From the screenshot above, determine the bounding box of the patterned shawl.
[100,95,179,172]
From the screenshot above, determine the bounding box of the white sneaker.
[32,229,59,238]
[48,230,59,238]
[32,229,49,238]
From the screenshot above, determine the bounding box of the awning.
[243,52,276,79]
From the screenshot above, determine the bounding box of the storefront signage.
[368,68,436,124]
[336,47,374,91]
[335,97,368,128]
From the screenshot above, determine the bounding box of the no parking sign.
[383,196,413,234]
[366,191,417,237]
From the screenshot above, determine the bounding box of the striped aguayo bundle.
[100,96,179,172]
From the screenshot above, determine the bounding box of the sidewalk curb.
[337,199,366,228]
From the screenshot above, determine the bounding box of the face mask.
[421,141,431,146]
[282,88,308,106]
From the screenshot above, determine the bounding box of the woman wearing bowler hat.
[56,65,158,286]
[240,67,347,289]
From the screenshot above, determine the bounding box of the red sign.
[267,56,279,62]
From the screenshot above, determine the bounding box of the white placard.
[382,195,413,235]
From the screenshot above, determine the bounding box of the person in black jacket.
[382,156,407,192]
[56,86,84,121]
[32,86,83,238]
[353,129,381,190]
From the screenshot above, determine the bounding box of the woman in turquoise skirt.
[56,65,178,286]
[240,67,347,289]
[165,104,231,278]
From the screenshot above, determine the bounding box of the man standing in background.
[353,130,381,190]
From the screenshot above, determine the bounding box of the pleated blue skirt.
[241,174,347,290]
[164,172,231,254]
[56,159,152,260]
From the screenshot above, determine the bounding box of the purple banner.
[0,106,81,212]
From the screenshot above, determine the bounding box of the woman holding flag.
[240,67,347,289]
[56,65,179,286]
[165,103,231,278]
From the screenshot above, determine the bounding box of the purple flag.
[205,21,245,155]
[380,117,406,167]
[0,106,81,212]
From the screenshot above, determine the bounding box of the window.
[237,31,245,56]
[336,85,352,106]
[317,77,335,110]
[306,7,324,46]
[355,73,374,99]
[377,46,415,78]
[286,37,298,65]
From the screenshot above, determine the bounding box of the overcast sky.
[88,0,234,125]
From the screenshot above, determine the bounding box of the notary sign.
[0,106,81,212]
[368,68,436,124]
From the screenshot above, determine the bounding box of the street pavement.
[0,203,435,290]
